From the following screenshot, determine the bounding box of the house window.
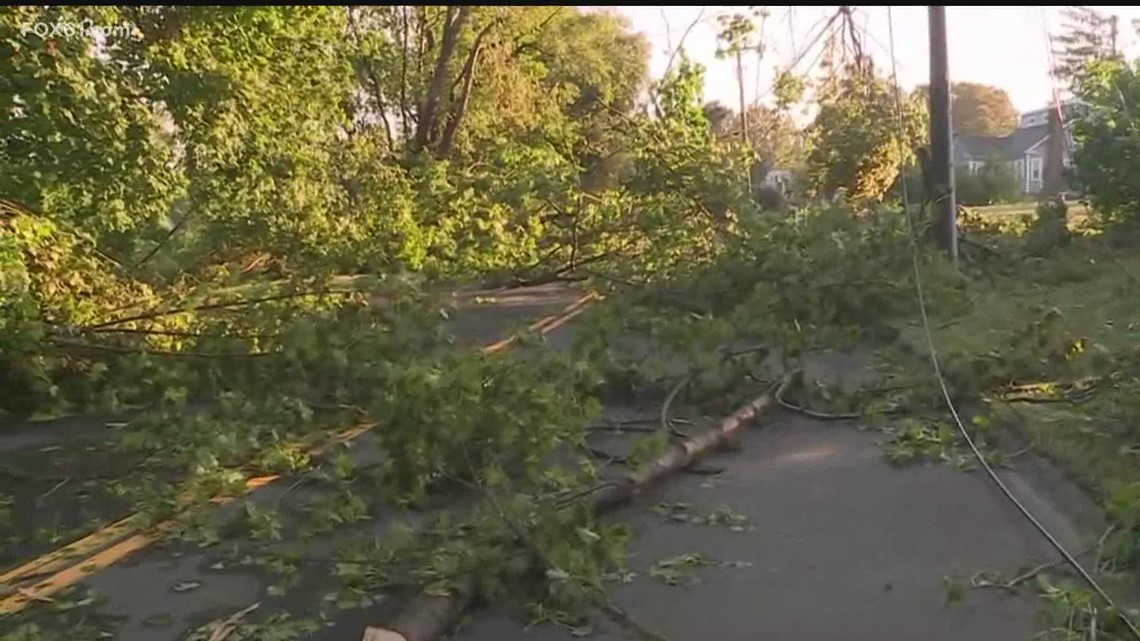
[1030,157,1042,182]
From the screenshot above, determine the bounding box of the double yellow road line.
[0,291,597,614]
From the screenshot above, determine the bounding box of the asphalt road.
[0,283,1108,641]
[456,411,1100,641]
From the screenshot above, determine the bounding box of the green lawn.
[970,200,1091,230]
[890,228,1140,508]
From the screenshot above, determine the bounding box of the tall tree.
[1070,57,1140,224]
[912,82,1018,137]
[806,66,927,203]
[1053,6,1120,91]
[715,8,768,184]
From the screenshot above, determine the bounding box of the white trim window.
[1029,157,1042,182]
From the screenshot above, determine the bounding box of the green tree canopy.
[1071,57,1140,224]
[1053,6,1121,92]
[806,67,927,203]
[912,82,1018,137]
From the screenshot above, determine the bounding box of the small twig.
[1001,390,1098,405]
[1005,446,1033,459]
[555,482,620,510]
[582,444,629,466]
[194,602,261,641]
[1003,377,1104,394]
[970,557,1075,593]
[660,376,692,438]
[46,338,277,359]
[774,379,861,421]
[587,424,661,434]
[15,587,53,604]
[1095,524,1116,572]
[722,344,770,359]
[38,477,70,502]
[274,475,314,509]
[959,232,1003,257]
[599,601,671,641]
[681,465,725,476]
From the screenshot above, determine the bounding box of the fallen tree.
[364,372,796,641]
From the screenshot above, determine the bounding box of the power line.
[852,7,908,76]
[753,7,844,105]
[885,6,1140,639]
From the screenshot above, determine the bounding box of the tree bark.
[400,6,412,140]
[348,7,394,151]
[436,20,496,159]
[413,6,471,152]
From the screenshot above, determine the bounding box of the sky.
[601,6,1140,118]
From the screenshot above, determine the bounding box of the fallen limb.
[1001,388,1098,405]
[970,557,1076,593]
[763,370,861,420]
[582,444,629,466]
[681,465,724,476]
[364,372,794,641]
[599,600,670,641]
[659,375,692,438]
[960,232,1003,258]
[594,373,794,512]
[197,602,261,641]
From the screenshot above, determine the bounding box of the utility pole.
[737,47,752,194]
[1110,14,1119,58]
[928,6,957,265]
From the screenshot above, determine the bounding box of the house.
[953,99,1089,195]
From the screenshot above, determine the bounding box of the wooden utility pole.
[928,6,958,265]
[1110,14,1119,57]
[736,48,752,194]
[1042,101,1067,198]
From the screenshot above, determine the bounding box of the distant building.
[953,99,1090,195]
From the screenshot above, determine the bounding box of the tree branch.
[414,6,471,152]
[437,18,499,159]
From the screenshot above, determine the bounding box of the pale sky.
[603,6,1140,117]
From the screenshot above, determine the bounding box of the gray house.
[954,99,1089,195]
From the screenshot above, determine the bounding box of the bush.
[1072,58,1140,226]
[955,160,1021,206]
[1025,197,1071,256]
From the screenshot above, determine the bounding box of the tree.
[805,66,927,203]
[702,101,735,134]
[912,82,1018,137]
[1070,57,1140,224]
[714,10,767,151]
[0,7,183,250]
[1053,6,1120,91]
[955,158,1020,206]
[704,102,803,170]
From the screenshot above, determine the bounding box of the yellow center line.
[0,290,597,614]
[0,515,141,585]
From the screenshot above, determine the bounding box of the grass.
[888,222,1140,500]
[970,200,1092,230]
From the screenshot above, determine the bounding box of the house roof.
[954,123,1049,163]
